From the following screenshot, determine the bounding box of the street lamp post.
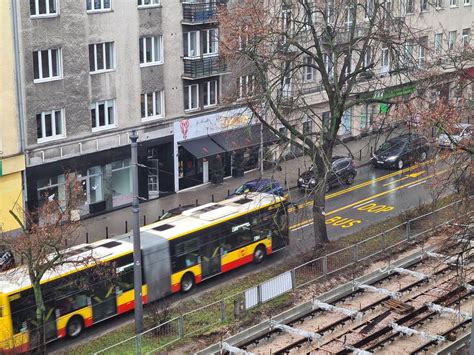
[130,130,144,347]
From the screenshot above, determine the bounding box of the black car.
[0,248,15,272]
[297,156,358,193]
[371,133,430,170]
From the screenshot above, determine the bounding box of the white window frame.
[326,1,335,24]
[303,56,315,82]
[203,81,218,107]
[91,99,116,131]
[420,0,429,11]
[365,0,374,19]
[33,48,62,83]
[238,27,249,50]
[448,30,457,51]
[36,109,66,143]
[238,75,255,99]
[462,28,471,47]
[184,31,200,58]
[140,36,164,67]
[86,0,112,12]
[450,0,458,7]
[464,0,471,5]
[89,42,115,74]
[406,0,415,13]
[30,0,59,18]
[418,44,426,67]
[138,0,160,8]
[184,84,199,111]
[141,91,165,121]
[434,33,443,54]
[345,5,354,29]
[381,47,390,72]
[202,29,219,57]
[364,46,373,68]
[435,0,444,8]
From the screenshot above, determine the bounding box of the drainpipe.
[11,0,28,207]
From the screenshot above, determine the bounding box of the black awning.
[210,124,278,151]
[179,136,226,159]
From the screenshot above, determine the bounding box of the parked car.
[297,156,358,193]
[438,123,472,149]
[371,133,430,170]
[0,248,15,272]
[228,179,285,198]
[158,204,200,221]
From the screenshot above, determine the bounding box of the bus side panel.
[116,284,148,315]
[56,306,93,338]
[221,239,271,273]
[0,293,29,353]
[170,264,202,293]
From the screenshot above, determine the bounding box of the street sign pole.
[130,130,144,344]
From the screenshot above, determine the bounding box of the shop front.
[27,135,174,217]
[174,108,278,191]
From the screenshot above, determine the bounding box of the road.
[49,157,455,353]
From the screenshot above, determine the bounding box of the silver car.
[438,123,472,149]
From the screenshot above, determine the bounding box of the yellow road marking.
[288,159,434,213]
[382,171,426,187]
[289,168,448,231]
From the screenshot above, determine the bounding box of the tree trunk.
[311,153,330,247]
[32,281,46,354]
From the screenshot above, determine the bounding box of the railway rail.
[228,255,473,355]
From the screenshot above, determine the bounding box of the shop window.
[112,159,132,207]
[79,166,103,207]
[37,174,66,204]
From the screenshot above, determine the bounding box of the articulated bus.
[0,192,288,352]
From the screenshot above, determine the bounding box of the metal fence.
[95,198,472,354]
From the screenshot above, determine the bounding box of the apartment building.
[11,0,276,218]
[0,1,25,234]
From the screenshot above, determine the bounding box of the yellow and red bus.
[0,192,288,352]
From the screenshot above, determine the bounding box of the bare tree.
[219,0,429,245]
[0,173,86,353]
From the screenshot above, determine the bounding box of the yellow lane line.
[289,168,448,231]
[288,160,434,213]
[382,171,426,187]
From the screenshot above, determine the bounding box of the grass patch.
[67,194,470,354]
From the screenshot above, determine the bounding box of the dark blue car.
[228,179,285,198]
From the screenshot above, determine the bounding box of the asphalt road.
[49,156,456,353]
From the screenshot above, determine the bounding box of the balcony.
[182,1,226,24]
[183,56,227,79]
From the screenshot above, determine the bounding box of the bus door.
[91,283,117,322]
[200,234,221,278]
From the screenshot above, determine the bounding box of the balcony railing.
[182,1,226,24]
[183,56,227,79]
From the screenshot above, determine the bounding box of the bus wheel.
[181,272,195,293]
[66,316,84,338]
[253,245,266,264]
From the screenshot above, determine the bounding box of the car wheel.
[397,160,404,170]
[420,151,427,161]
[66,316,84,338]
[253,245,266,264]
[181,272,195,293]
[345,173,355,185]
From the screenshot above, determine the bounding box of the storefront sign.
[174,108,254,142]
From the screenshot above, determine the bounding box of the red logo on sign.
[180,119,190,140]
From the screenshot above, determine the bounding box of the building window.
[138,0,160,8]
[112,159,132,207]
[406,0,415,13]
[184,84,199,111]
[381,47,390,71]
[238,75,254,99]
[420,0,429,11]
[37,175,66,203]
[464,0,470,5]
[91,99,116,131]
[281,8,292,42]
[203,81,218,107]
[418,37,427,67]
[238,26,249,50]
[89,42,114,73]
[141,91,165,120]
[203,29,218,56]
[36,109,65,142]
[184,31,200,58]
[139,36,163,66]
[364,46,373,68]
[33,48,62,82]
[435,0,444,8]
[462,28,471,47]
[303,56,315,82]
[86,0,111,12]
[302,120,312,135]
[30,0,58,17]
[448,30,457,51]
[365,0,374,19]
[434,33,443,54]
[450,0,458,6]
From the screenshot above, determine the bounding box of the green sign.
[0,161,2,176]
[373,84,415,101]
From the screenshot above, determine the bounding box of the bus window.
[9,291,35,333]
[116,254,134,293]
[171,237,199,272]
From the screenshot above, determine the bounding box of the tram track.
[230,255,473,355]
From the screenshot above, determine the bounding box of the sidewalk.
[78,127,406,244]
